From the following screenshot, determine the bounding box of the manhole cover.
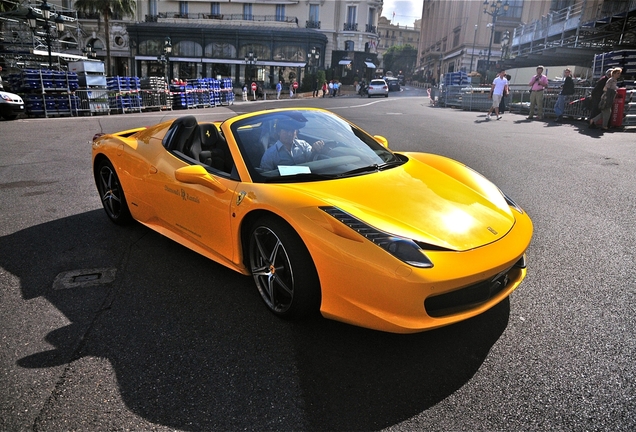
[53,268,117,290]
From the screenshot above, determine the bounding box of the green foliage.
[382,44,417,77]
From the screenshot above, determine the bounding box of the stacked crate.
[140,77,171,110]
[107,76,142,113]
[14,69,74,117]
[220,78,234,105]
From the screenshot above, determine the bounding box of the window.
[368,8,375,26]
[309,4,319,22]
[453,29,460,48]
[149,0,157,16]
[243,3,253,20]
[551,0,575,11]
[344,40,354,51]
[179,1,188,16]
[347,6,357,25]
[211,2,220,16]
[503,0,523,19]
[276,5,285,21]
[494,30,502,44]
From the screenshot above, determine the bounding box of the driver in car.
[260,118,325,171]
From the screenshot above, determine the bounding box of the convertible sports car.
[92,107,532,333]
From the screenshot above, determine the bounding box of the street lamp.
[244,51,257,82]
[308,47,320,74]
[26,0,65,68]
[500,30,510,61]
[469,24,478,73]
[157,36,172,83]
[83,42,97,59]
[483,0,509,77]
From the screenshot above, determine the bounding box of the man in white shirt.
[487,69,509,120]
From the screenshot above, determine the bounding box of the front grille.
[424,268,514,318]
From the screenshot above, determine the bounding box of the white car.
[0,90,25,120]
[367,79,388,98]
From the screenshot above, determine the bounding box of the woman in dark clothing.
[588,69,611,121]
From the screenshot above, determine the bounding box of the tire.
[248,215,320,319]
[95,159,132,225]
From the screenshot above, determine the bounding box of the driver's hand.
[312,140,325,153]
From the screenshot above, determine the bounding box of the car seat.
[196,124,233,173]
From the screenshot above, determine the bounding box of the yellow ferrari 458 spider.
[92,107,532,333]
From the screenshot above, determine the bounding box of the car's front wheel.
[96,159,132,225]
[248,216,320,319]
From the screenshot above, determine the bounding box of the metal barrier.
[73,89,111,116]
[140,90,172,111]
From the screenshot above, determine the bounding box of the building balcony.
[365,24,377,34]
[343,22,358,32]
[306,20,321,29]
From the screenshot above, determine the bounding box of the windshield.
[230,109,402,183]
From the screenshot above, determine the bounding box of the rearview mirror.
[374,135,389,148]
[175,165,227,193]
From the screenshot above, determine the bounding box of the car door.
[143,147,240,267]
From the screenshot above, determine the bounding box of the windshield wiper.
[338,160,404,178]
[263,173,334,183]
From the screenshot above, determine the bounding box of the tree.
[382,44,417,77]
[74,0,136,75]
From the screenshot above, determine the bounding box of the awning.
[365,62,376,68]
[338,60,351,65]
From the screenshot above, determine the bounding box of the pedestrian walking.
[553,68,575,122]
[289,83,294,98]
[276,81,282,100]
[499,74,511,115]
[589,67,622,130]
[312,79,319,97]
[328,80,334,97]
[242,84,248,101]
[527,65,548,120]
[322,81,328,97]
[588,68,611,122]
[487,69,508,120]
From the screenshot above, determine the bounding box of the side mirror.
[175,165,227,193]
[373,135,389,148]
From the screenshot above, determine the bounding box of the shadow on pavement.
[2,211,510,430]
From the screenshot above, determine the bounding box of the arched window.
[205,42,237,58]
[344,40,354,51]
[174,41,202,57]
[273,45,305,62]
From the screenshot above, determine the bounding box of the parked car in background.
[0,90,25,120]
[367,79,388,98]
[386,77,401,92]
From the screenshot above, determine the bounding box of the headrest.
[199,124,220,148]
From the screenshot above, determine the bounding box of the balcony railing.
[343,22,358,31]
[365,24,377,34]
[306,20,321,29]
[145,13,298,24]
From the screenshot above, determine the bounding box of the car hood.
[286,158,516,251]
[0,91,24,103]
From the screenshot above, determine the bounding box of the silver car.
[367,79,388,98]
[0,90,25,120]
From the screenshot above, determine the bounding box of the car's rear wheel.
[248,216,320,319]
[96,159,132,225]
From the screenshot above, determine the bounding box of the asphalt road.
[1,86,635,431]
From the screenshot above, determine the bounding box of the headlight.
[501,190,524,214]
[321,207,434,268]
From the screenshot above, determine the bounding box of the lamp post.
[83,42,97,59]
[483,0,509,77]
[157,36,172,83]
[469,24,478,73]
[309,47,320,74]
[26,0,65,69]
[244,51,257,82]
[500,30,510,61]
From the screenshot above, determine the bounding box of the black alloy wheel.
[96,159,132,225]
[248,216,320,319]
